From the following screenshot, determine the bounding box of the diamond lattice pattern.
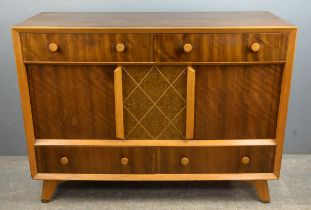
[122,65,187,140]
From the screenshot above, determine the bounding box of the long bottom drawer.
[35,145,275,174]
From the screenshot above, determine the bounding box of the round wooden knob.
[183,43,193,53]
[251,42,261,52]
[120,157,129,166]
[116,43,125,53]
[60,157,68,165]
[48,43,58,52]
[181,157,190,166]
[241,157,250,165]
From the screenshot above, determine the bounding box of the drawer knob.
[241,156,250,165]
[181,157,190,166]
[183,43,193,53]
[60,156,69,165]
[251,42,261,52]
[120,157,129,166]
[116,43,125,53]
[48,43,58,52]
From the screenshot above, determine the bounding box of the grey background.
[0,1,310,155]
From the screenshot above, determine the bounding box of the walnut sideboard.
[12,12,297,202]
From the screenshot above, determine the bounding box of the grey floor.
[0,155,310,210]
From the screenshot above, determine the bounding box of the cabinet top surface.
[13,12,295,29]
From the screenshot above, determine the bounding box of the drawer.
[35,146,155,174]
[154,33,288,62]
[20,33,153,62]
[158,146,275,173]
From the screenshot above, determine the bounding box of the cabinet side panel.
[26,65,116,139]
[274,29,297,177]
[194,65,283,139]
[12,30,37,177]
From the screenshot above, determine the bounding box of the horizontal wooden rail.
[34,173,278,181]
[23,61,286,65]
[35,139,276,147]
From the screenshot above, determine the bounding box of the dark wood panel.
[35,146,155,174]
[154,33,288,62]
[15,12,293,28]
[194,65,283,139]
[158,146,275,173]
[27,65,116,139]
[20,33,152,62]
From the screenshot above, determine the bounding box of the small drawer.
[154,33,288,62]
[35,146,155,174]
[20,33,153,62]
[158,146,275,173]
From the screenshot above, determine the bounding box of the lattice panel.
[122,65,187,140]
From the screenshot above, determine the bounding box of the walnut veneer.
[12,12,297,203]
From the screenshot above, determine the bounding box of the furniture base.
[252,180,270,203]
[40,179,270,203]
[41,180,61,203]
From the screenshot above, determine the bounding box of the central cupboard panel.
[122,65,187,139]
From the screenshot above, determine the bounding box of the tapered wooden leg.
[252,180,270,203]
[41,180,59,203]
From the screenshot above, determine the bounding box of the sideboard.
[12,12,297,202]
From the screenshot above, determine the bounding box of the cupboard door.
[27,65,116,139]
[194,65,283,139]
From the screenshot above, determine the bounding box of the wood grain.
[11,13,297,199]
[194,65,283,139]
[158,146,275,173]
[35,145,275,174]
[26,65,116,139]
[13,12,294,29]
[35,146,155,174]
[154,33,288,62]
[20,33,152,62]
[11,30,37,177]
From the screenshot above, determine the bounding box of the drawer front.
[158,146,275,173]
[20,33,153,62]
[154,33,288,62]
[35,146,155,174]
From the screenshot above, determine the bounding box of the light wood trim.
[186,66,195,139]
[34,173,277,181]
[114,66,124,139]
[274,29,297,178]
[35,139,276,147]
[252,180,270,203]
[12,26,296,34]
[41,180,59,203]
[23,61,287,65]
[12,29,37,178]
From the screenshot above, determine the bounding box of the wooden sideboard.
[12,12,297,203]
